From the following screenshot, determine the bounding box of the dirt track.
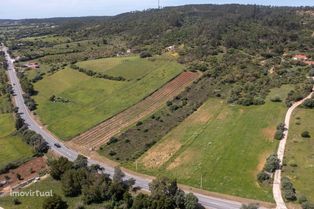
[68,71,200,151]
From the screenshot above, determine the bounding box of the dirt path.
[273,77,314,209]
[68,71,200,152]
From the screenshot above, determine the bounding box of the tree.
[49,157,73,180]
[185,193,199,209]
[15,114,24,130]
[281,177,297,201]
[149,177,178,199]
[73,155,88,169]
[264,154,280,173]
[131,193,152,209]
[42,195,68,209]
[174,189,186,209]
[113,166,125,183]
[61,169,82,197]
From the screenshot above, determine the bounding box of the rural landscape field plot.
[0,177,102,209]
[283,108,314,202]
[71,71,199,150]
[76,55,179,80]
[131,87,293,201]
[0,113,33,168]
[33,57,184,139]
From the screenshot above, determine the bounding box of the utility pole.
[158,0,160,9]
[136,160,138,171]
[200,175,203,189]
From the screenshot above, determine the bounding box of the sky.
[1,0,314,19]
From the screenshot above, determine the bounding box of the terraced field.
[69,71,200,150]
[33,57,184,139]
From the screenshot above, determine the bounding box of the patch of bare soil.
[140,138,182,168]
[217,110,229,120]
[262,127,276,141]
[167,150,198,170]
[0,157,47,191]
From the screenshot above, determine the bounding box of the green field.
[33,57,184,139]
[77,55,178,80]
[19,35,72,44]
[0,113,33,168]
[0,177,101,209]
[128,87,292,201]
[283,108,314,202]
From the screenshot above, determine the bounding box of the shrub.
[302,201,314,209]
[16,173,23,180]
[107,137,118,145]
[271,96,282,102]
[139,51,152,58]
[42,195,68,209]
[301,131,311,138]
[274,130,284,140]
[13,198,21,205]
[257,171,270,183]
[264,154,280,173]
[303,99,314,109]
[136,121,143,126]
[281,177,297,201]
[298,195,308,204]
[240,203,259,209]
[109,150,117,156]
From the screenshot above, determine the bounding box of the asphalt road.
[1,44,244,209]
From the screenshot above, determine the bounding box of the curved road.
[272,78,314,209]
[2,44,246,209]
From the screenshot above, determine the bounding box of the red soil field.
[69,71,200,151]
[0,157,47,192]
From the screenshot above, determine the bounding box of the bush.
[136,121,143,126]
[274,130,284,140]
[281,177,297,201]
[139,51,152,58]
[302,201,314,209]
[257,171,270,183]
[298,195,308,204]
[13,198,21,205]
[42,195,68,209]
[301,131,311,138]
[240,203,259,209]
[264,154,280,173]
[303,99,314,109]
[107,137,118,145]
[271,96,282,102]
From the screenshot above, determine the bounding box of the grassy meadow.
[283,108,314,202]
[33,56,184,139]
[77,55,179,80]
[125,86,293,201]
[0,113,33,168]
